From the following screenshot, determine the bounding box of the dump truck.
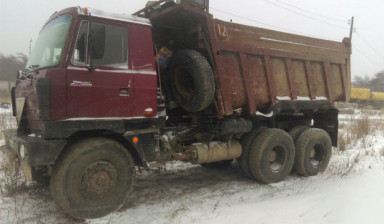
[1,0,351,219]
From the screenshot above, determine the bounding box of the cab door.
[66,19,133,118]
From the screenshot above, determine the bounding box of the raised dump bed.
[138,0,351,116]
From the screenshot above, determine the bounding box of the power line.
[272,0,348,23]
[355,32,384,61]
[211,6,383,74]
[261,0,350,30]
[211,7,294,32]
[210,7,339,41]
[354,45,383,69]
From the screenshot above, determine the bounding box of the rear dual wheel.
[294,128,332,176]
[246,129,295,184]
[238,128,266,178]
[288,125,309,143]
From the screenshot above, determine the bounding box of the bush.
[338,115,372,151]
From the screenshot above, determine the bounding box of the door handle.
[119,88,130,96]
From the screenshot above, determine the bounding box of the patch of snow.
[256,111,274,117]
[297,96,311,101]
[315,96,328,100]
[277,96,291,101]
[0,108,12,114]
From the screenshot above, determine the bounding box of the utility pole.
[349,16,354,54]
[349,16,354,42]
[29,39,32,56]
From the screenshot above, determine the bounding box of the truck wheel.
[238,127,266,178]
[50,138,136,219]
[201,160,233,169]
[169,49,215,112]
[294,128,332,176]
[288,125,309,173]
[248,129,295,184]
[288,125,309,143]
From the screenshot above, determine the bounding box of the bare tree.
[353,70,384,92]
[0,53,28,81]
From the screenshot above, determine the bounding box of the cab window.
[72,20,128,68]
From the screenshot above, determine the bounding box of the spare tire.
[169,49,215,112]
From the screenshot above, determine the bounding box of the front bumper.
[1,129,66,166]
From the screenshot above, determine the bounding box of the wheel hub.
[90,171,110,192]
[269,147,285,172]
[81,161,118,199]
[269,151,277,162]
[310,148,316,158]
[175,68,195,99]
[309,147,320,166]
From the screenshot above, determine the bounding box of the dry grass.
[0,89,11,103]
[0,109,16,140]
[338,113,384,151]
[0,158,28,197]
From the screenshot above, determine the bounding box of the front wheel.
[50,138,136,219]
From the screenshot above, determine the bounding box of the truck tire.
[238,127,266,178]
[50,138,136,219]
[169,49,215,112]
[201,160,233,169]
[288,125,309,173]
[248,129,295,184]
[288,125,309,143]
[294,128,332,176]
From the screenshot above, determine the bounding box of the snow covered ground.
[1,109,384,224]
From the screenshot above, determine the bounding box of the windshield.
[26,15,72,70]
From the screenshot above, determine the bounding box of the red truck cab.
[3,7,164,218]
[20,7,158,125]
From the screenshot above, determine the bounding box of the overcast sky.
[1,0,383,79]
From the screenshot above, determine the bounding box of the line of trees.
[0,53,28,81]
[353,71,384,92]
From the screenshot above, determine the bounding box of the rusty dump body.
[136,0,351,117]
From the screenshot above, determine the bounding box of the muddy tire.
[169,49,215,112]
[201,160,233,169]
[288,125,310,173]
[289,125,309,143]
[294,128,332,176]
[248,129,295,184]
[238,128,266,178]
[50,138,136,219]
